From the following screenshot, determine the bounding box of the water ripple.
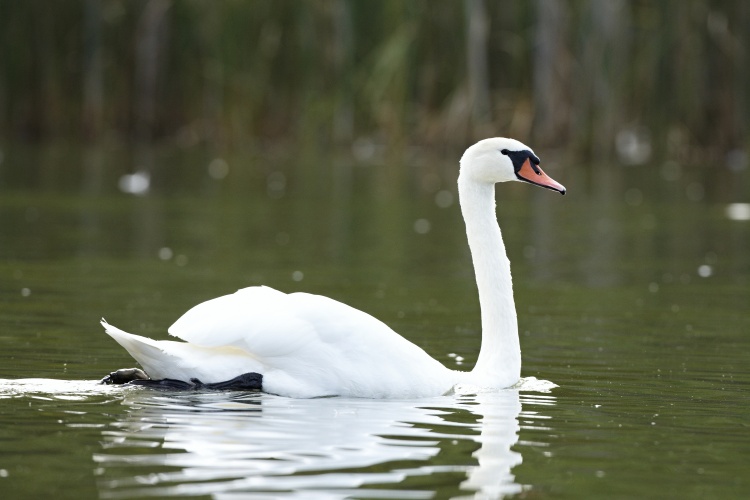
[0,378,556,498]
[91,388,553,498]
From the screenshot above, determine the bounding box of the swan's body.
[103,138,565,398]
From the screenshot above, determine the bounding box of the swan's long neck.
[458,174,521,387]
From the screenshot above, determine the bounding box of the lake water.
[1,144,749,498]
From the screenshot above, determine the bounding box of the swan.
[101,138,565,398]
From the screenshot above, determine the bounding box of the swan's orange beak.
[516,158,566,195]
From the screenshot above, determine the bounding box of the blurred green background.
[0,0,748,196]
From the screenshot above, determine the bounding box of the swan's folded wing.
[167,286,321,359]
[167,285,414,362]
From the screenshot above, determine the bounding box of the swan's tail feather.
[101,319,261,383]
[100,319,174,378]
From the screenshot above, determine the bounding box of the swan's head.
[460,137,566,194]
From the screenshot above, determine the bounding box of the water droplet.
[208,158,229,179]
[414,219,431,234]
[726,203,750,221]
[697,264,712,278]
[434,190,454,208]
[158,247,173,260]
[292,270,304,282]
[118,170,150,196]
[616,127,652,165]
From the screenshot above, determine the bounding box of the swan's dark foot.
[100,368,263,392]
[100,367,150,385]
[129,377,197,390]
[197,372,263,391]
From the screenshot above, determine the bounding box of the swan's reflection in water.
[95,386,555,499]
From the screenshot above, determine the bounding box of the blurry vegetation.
[0,0,749,166]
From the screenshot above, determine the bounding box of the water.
[1,145,749,498]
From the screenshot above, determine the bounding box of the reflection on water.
[0,378,555,498]
[87,387,552,499]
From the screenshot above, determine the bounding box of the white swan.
[102,138,565,398]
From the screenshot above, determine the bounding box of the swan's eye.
[500,149,509,155]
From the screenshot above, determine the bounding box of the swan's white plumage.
[104,286,459,398]
[102,137,565,399]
